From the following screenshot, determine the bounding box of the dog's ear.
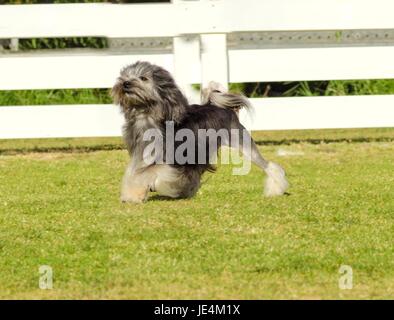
[156,78,188,123]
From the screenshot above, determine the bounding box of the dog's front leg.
[121,164,152,204]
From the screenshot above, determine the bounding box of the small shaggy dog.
[112,61,288,203]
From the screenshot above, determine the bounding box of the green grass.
[227,79,394,98]
[1,130,394,299]
[1,128,394,155]
[0,89,111,106]
[281,79,394,97]
[17,37,108,51]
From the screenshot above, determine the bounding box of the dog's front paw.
[121,187,148,204]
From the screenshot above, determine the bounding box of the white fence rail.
[2,95,394,139]
[1,0,394,139]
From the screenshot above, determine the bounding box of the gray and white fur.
[112,61,288,203]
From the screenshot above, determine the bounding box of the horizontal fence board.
[0,105,124,139]
[0,3,178,38]
[2,46,394,91]
[0,52,177,90]
[228,46,394,83]
[240,95,394,131]
[1,95,393,139]
[1,1,394,39]
[223,0,394,33]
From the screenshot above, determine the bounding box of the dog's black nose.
[123,81,132,90]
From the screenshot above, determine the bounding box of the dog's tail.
[202,81,251,113]
[203,82,288,197]
[264,162,289,197]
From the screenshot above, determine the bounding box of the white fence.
[1,0,394,139]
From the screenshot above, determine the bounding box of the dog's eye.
[140,76,148,81]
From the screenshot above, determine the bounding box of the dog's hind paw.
[264,162,289,197]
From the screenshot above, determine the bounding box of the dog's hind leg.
[153,165,201,199]
[229,124,289,197]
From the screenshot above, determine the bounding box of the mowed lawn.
[0,129,394,299]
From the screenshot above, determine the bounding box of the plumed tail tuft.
[264,162,289,197]
[202,81,251,113]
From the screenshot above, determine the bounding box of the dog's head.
[112,61,187,123]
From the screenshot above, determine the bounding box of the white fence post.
[173,36,201,104]
[201,33,229,90]
[173,0,201,103]
[197,0,229,90]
